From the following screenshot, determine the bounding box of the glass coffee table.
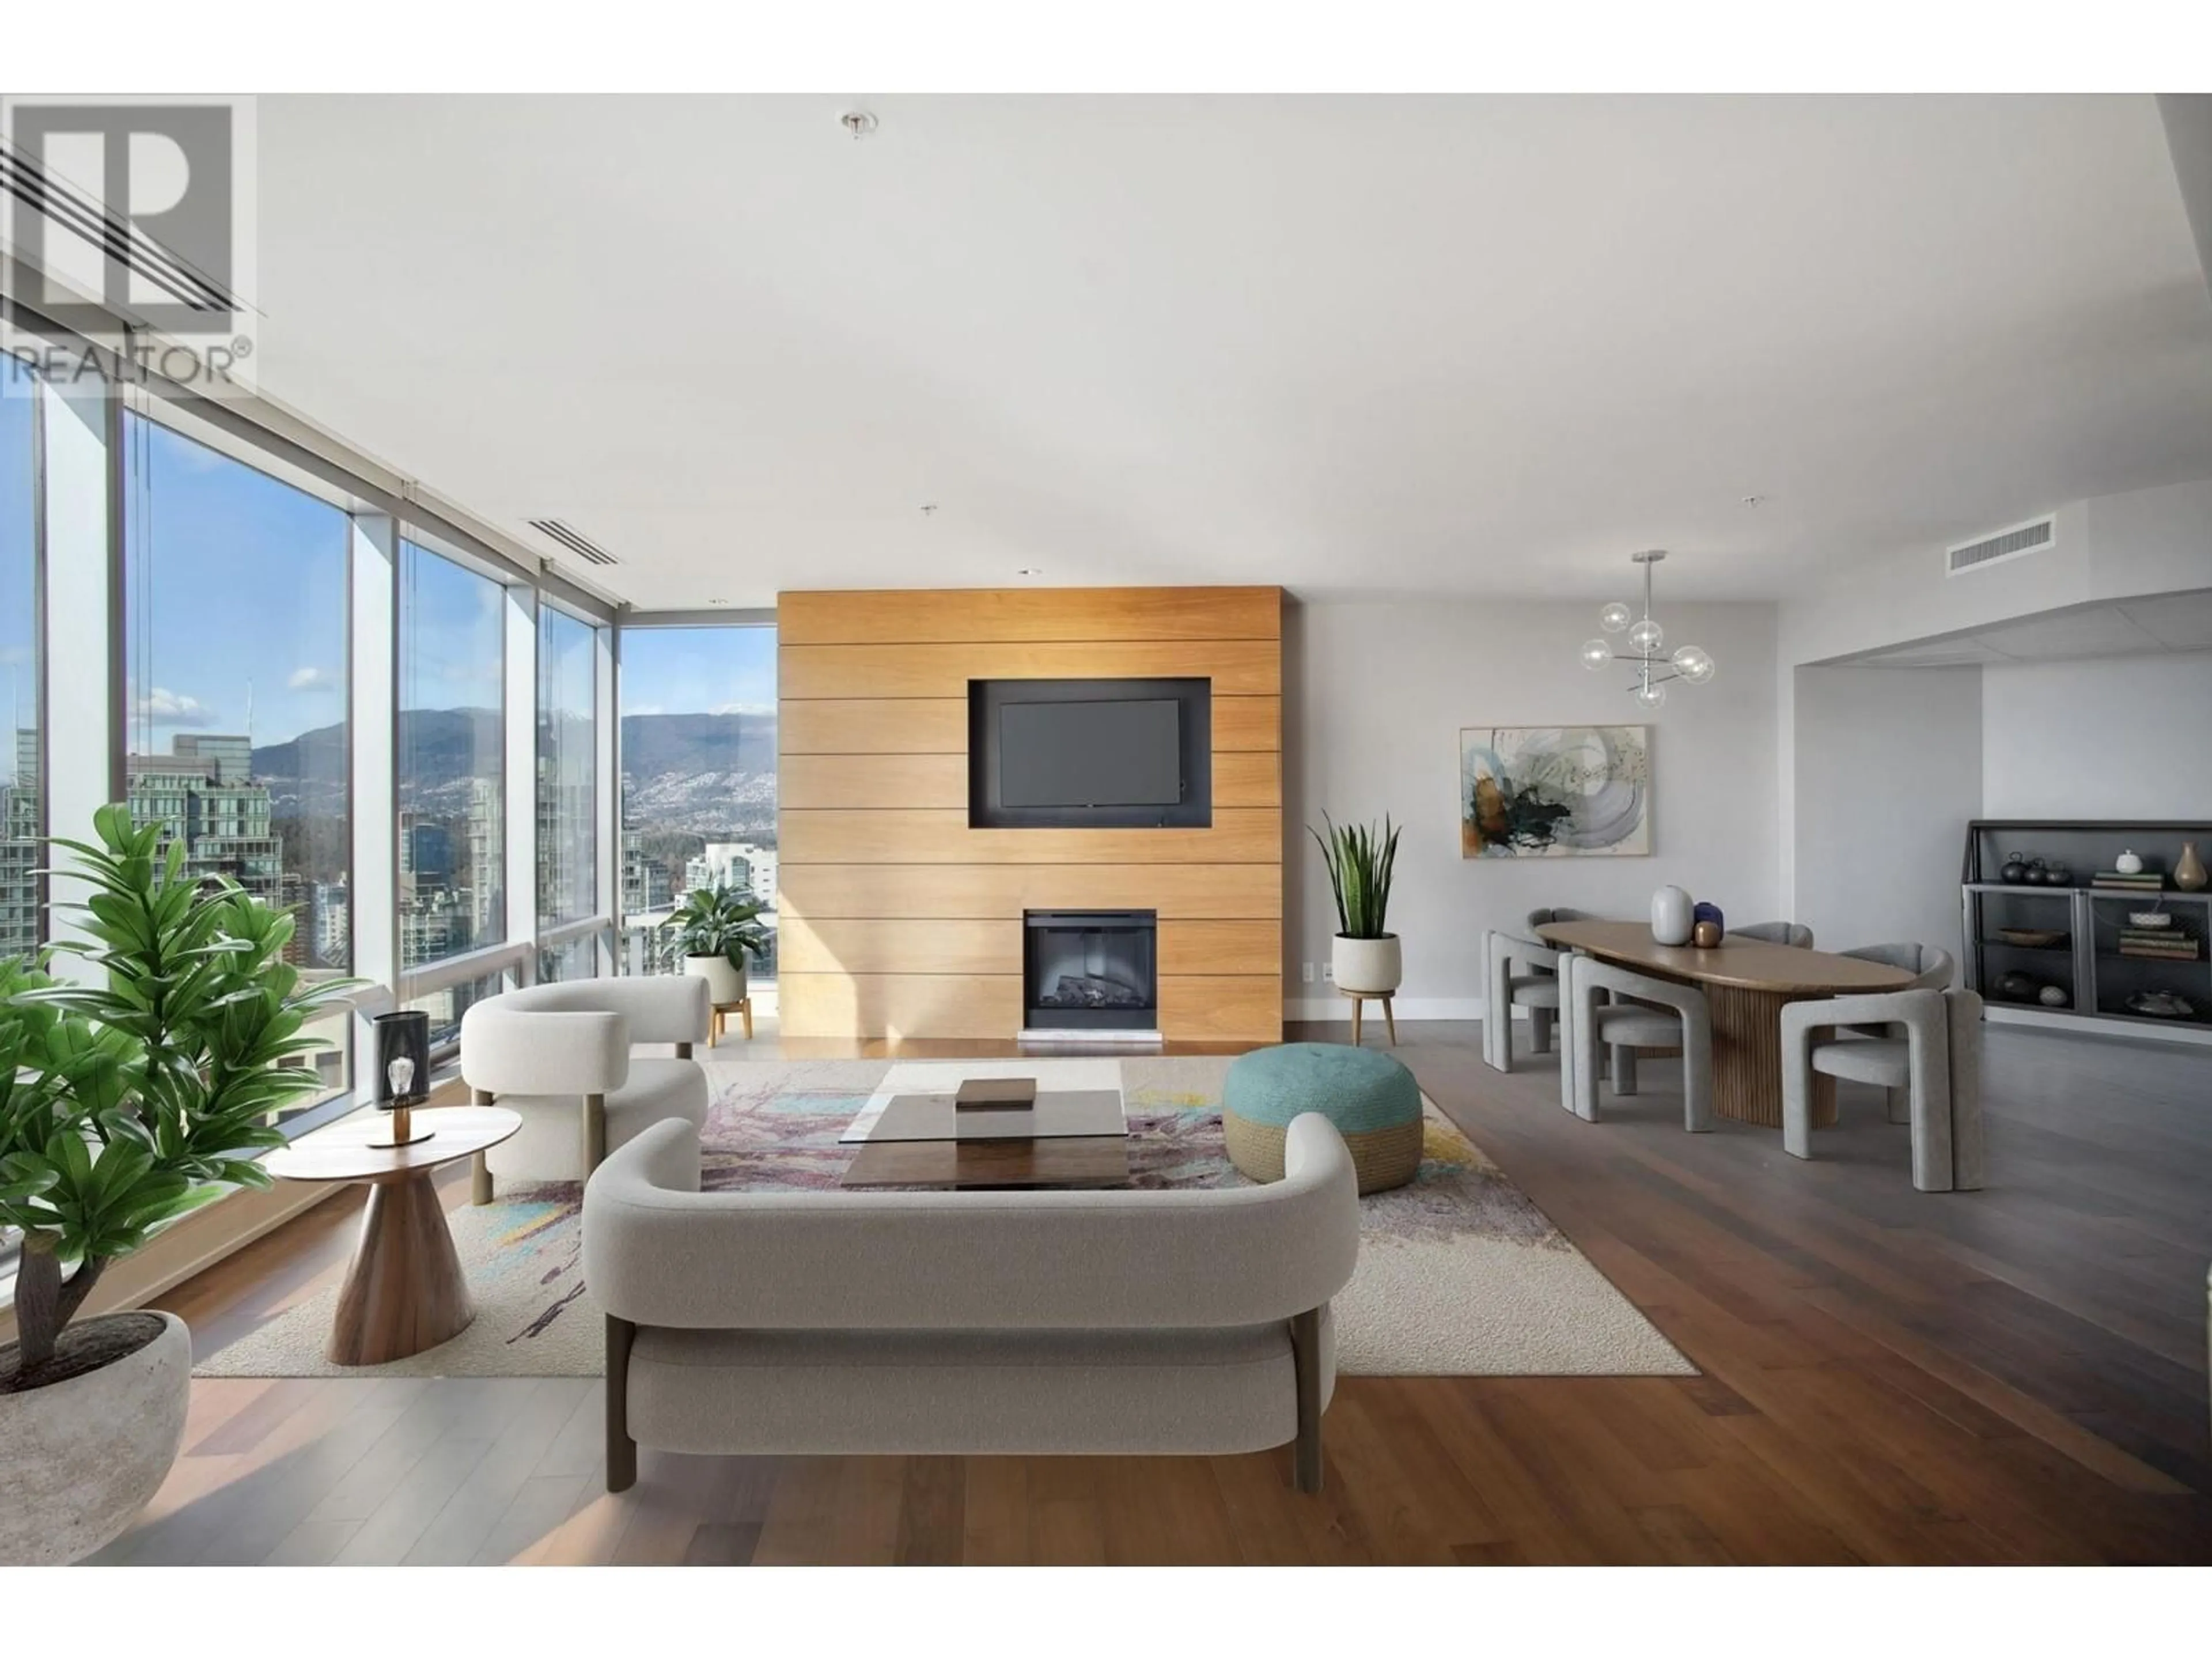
[840,1088,1130,1189]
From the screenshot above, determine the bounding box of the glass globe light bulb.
[1580,639,1614,672]
[1598,601,1634,634]
[1633,679,1668,709]
[1626,617,1664,654]
[1671,645,1715,684]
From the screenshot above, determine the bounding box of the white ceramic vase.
[684,953,747,1006]
[2115,849,2143,876]
[0,1310,191,1565]
[1332,933,1403,995]
[1650,885,1694,946]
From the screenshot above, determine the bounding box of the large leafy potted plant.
[1311,813,1403,996]
[660,882,771,1007]
[0,805,358,1565]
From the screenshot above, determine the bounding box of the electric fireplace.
[1023,910,1158,1032]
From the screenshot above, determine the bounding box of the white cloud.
[287,665,339,692]
[135,687,216,728]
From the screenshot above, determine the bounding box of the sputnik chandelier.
[1578,550,1715,707]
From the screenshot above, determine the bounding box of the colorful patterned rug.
[195,1056,1691,1379]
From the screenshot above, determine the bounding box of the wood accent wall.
[778,587,1284,1043]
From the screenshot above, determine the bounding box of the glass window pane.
[399,543,505,969]
[537,607,597,926]
[615,624,777,978]
[539,931,603,984]
[0,373,37,963]
[406,971,502,1051]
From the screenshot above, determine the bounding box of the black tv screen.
[999,699,1182,808]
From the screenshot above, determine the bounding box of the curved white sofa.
[582,1112,1362,1493]
[459,976,711,1200]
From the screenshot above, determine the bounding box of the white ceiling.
[1835,590,2212,667]
[247,95,2212,609]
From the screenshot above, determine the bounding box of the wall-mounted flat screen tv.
[969,678,1211,828]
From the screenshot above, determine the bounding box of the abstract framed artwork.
[1460,725,1650,858]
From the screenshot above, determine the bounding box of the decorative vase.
[684,953,747,1006]
[1995,971,2036,1001]
[2046,861,2070,887]
[2037,984,2069,1008]
[2115,849,2143,876]
[2177,842,2208,893]
[1332,933,1403,995]
[0,1310,191,1565]
[1650,885,1694,946]
[1691,900,1725,942]
[1692,919,1722,948]
[2000,854,2028,885]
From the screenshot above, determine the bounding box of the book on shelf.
[2091,874,2166,889]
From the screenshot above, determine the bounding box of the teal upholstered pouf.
[1222,1041,1423,1194]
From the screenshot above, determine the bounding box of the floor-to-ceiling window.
[398,541,507,1041]
[0,377,38,964]
[537,605,597,928]
[616,624,777,977]
[122,411,353,1105]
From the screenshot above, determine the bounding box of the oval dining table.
[1531,921,1915,1128]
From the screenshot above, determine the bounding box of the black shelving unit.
[1961,820,2211,1042]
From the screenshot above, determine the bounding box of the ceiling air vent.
[527,518,619,567]
[1946,516,2054,577]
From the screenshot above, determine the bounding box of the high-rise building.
[124,740,282,906]
[0,728,39,961]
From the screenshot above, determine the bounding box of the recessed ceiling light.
[841,110,878,139]
[1741,494,1766,507]
[1016,567,1043,577]
[919,503,938,517]
[707,598,729,605]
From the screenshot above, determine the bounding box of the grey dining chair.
[1480,907,1600,1072]
[1781,986,1985,1192]
[1736,921,1815,948]
[1560,954,1713,1131]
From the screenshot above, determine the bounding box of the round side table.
[263,1105,520,1366]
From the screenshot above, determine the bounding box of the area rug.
[195,1056,1692,1380]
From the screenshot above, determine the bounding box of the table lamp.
[369,1009,434,1147]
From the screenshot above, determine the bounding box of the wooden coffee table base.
[328,1169,477,1366]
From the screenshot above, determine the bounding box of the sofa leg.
[606,1314,637,1493]
[469,1090,495,1205]
[1290,1306,1324,1494]
[583,1093,607,1177]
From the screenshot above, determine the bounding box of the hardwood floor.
[90,1019,2212,1565]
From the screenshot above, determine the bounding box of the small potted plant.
[1,805,359,1565]
[1312,813,1403,997]
[659,882,771,1007]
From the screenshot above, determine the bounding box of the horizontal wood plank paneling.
[779,863,1285,922]
[779,918,1020,977]
[777,973,1023,1041]
[779,586,1279,645]
[779,699,967,755]
[781,639,1279,700]
[1158,920,1283,978]
[781,752,969,810]
[778,586,1282,1040]
[1158,976,1283,1041]
[783,809,1280,866]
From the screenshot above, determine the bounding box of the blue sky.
[619,625,776,719]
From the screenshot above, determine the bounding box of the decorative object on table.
[2037,984,2070,1007]
[1994,970,2039,1001]
[1997,928,2067,948]
[2176,840,2209,893]
[1691,900,1725,944]
[1692,919,1722,949]
[955,1076,1036,1109]
[2025,858,2054,885]
[0,804,362,1565]
[2000,853,2029,884]
[369,1009,434,1148]
[2126,990,2196,1020]
[2045,860,2071,885]
[1460,726,1650,858]
[1313,815,1403,1039]
[659,881,771,1008]
[1650,884,1694,946]
[1575,549,1715,707]
[1222,1042,1425,1194]
[2128,910,2173,929]
[2115,849,2145,876]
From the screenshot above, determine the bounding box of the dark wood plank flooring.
[90,1019,2212,1565]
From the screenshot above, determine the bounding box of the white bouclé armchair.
[459,976,712,1202]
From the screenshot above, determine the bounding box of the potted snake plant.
[660,882,771,1007]
[1312,813,1403,997]
[1,805,361,1565]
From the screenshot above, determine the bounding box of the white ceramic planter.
[684,953,747,1006]
[1332,933,1403,995]
[0,1310,191,1565]
[1650,885,1694,946]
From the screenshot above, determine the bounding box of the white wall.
[1792,665,1983,961]
[1983,653,2212,818]
[1285,597,1780,1018]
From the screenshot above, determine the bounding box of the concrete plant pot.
[684,953,747,1006]
[1332,933,1403,995]
[0,1310,191,1565]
